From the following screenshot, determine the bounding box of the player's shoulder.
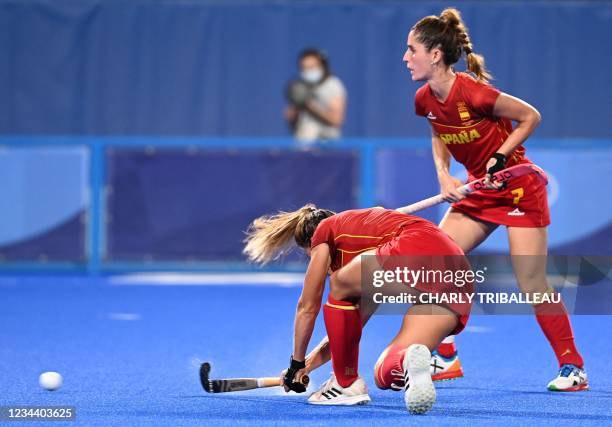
[333,208,382,224]
[316,213,336,230]
[414,83,431,115]
[415,83,431,102]
[457,71,479,84]
[354,207,401,222]
[457,72,498,91]
[456,72,502,111]
[334,208,368,220]
[311,214,337,247]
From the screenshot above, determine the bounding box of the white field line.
[109,272,305,287]
[107,312,142,321]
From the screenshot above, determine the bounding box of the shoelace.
[559,365,577,378]
[391,369,404,380]
[388,369,406,391]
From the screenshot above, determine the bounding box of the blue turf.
[1,276,611,426]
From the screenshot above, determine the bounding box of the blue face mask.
[301,68,324,84]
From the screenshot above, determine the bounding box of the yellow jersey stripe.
[430,118,485,129]
[337,247,378,254]
[334,232,393,241]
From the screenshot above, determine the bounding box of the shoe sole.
[432,370,464,382]
[308,394,371,406]
[404,344,436,415]
[548,383,589,392]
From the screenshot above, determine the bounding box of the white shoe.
[307,374,371,406]
[547,364,589,392]
[403,344,436,414]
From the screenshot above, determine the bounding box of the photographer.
[285,49,347,142]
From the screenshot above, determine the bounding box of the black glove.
[486,152,507,188]
[283,356,307,393]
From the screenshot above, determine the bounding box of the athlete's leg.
[507,226,548,292]
[507,226,587,391]
[322,250,377,388]
[306,249,383,378]
[374,304,458,390]
[374,304,459,414]
[439,208,498,254]
[432,209,498,379]
[329,248,380,326]
[306,251,377,405]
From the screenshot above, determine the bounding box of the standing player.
[404,8,587,391]
[243,205,474,413]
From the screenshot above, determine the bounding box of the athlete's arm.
[305,336,330,372]
[432,128,465,202]
[493,93,541,156]
[485,93,542,188]
[292,243,331,361]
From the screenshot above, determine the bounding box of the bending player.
[244,205,473,413]
[404,8,587,390]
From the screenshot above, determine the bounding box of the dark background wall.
[1,1,611,267]
[1,0,610,138]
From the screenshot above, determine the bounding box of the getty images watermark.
[371,266,561,305]
[359,255,612,315]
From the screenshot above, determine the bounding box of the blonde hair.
[243,204,334,265]
[413,7,492,83]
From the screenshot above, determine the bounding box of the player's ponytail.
[440,8,492,83]
[465,51,491,84]
[243,204,335,265]
[413,7,492,83]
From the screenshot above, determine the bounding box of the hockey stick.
[396,163,548,215]
[200,362,309,393]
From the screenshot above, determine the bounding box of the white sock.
[441,335,455,344]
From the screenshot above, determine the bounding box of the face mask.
[301,68,324,84]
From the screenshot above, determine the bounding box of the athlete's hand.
[484,153,507,190]
[280,368,308,392]
[438,174,465,202]
[281,357,308,393]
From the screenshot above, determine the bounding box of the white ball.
[39,372,63,391]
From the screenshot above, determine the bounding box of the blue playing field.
[1,275,611,426]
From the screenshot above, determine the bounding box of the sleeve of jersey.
[468,82,501,117]
[310,219,334,251]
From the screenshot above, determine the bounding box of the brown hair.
[243,204,335,264]
[412,8,492,83]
